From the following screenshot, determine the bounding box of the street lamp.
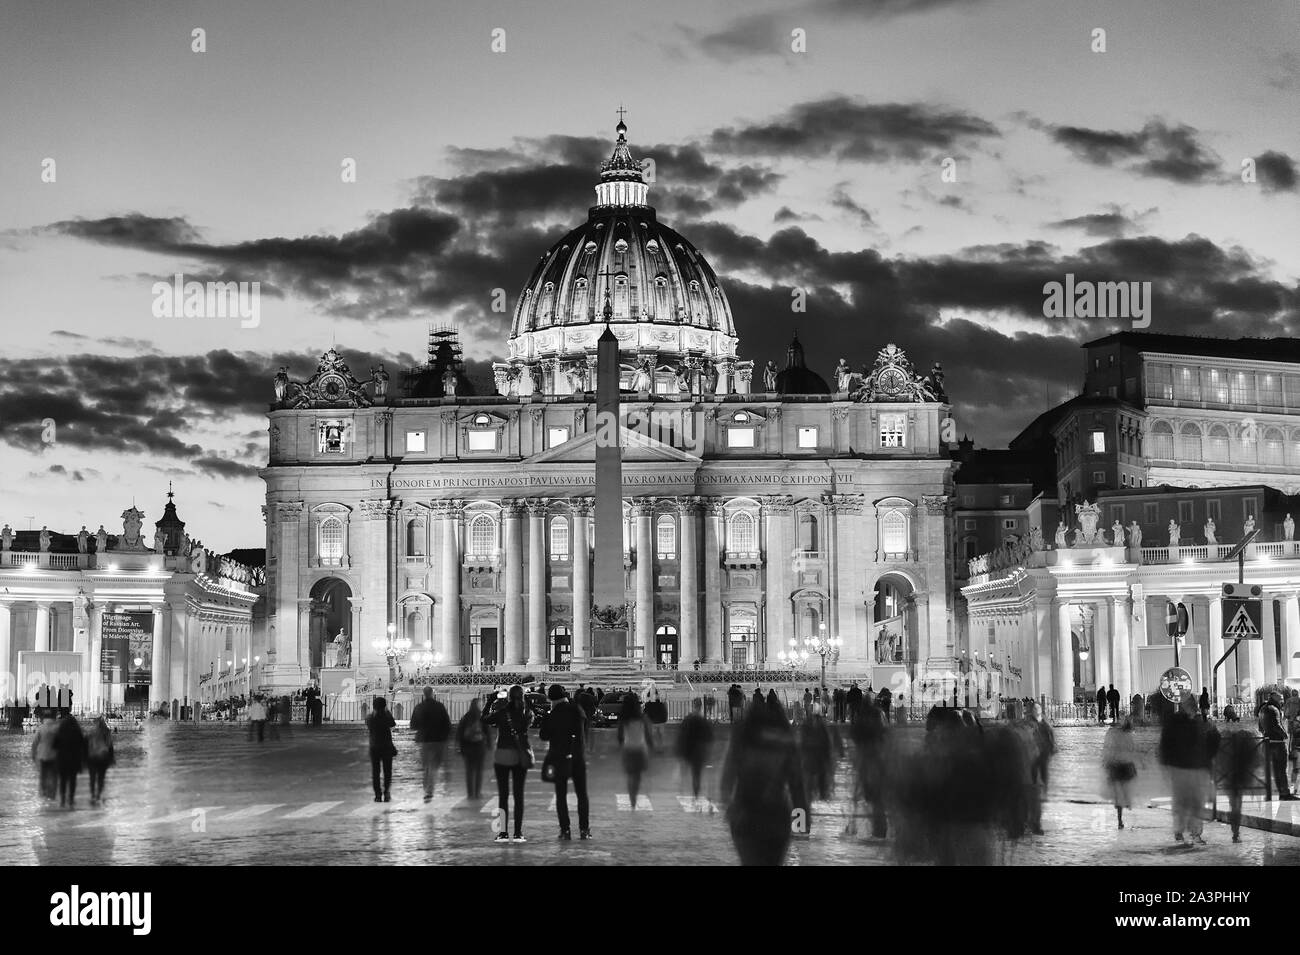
[777,638,809,681]
[803,623,843,693]
[372,623,411,683]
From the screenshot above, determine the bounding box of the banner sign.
[100,611,154,685]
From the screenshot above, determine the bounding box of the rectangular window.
[1000,494,1014,506]
[1144,502,1158,525]
[1148,363,1173,401]
[318,421,347,454]
[1230,371,1254,406]
[405,431,426,453]
[1002,519,1017,530]
[1091,431,1106,453]
[547,427,570,448]
[1206,499,1220,523]
[1092,470,1105,484]
[727,427,755,449]
[1258,373,1282,408]
[964,540,978,561]
[963,519,976,530]
[1174,366,1202,401]
[1244,498,1258,522]
[880,413,906,448]
[467,430,497,451]
[1121,474,1128,487]
[797,427,818,449]
[1109,505,1125,525]
[961,494,975,506]
[1178,501,1193,524]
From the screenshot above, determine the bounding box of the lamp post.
[777,638,809,682]
[804,623,843,694]
[372,623,411,685]
[410,646,444,679]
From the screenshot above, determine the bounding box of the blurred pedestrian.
[846,682,863,722]
[1160,697,1208,843]
[1257,691,1296,799]
[366,697,397,803]
[802,687,813,722]
[1198,687,1210,720]
[727,684,744,723]
[720,691,808,866]
[751,687,763,710]
[877,686,893,723]
[1096,687,1107,725]
[456,699,487,799]
[833,686,846,723]
[1102,718,1138,829]
[409,686,451,802]
[1219,729,1257,843]
[618,692,654,809]
[247,695,268,742]
[540,684,589,840]
[31,714,58,799]
[676,698,714,804]
[575,684,597,753]
[53,715,85,808]
[1107,684,1120,723]
[85,715,115,804]
[485,684,532,842]
[799,707,836,803]
[1021,701,1056,834]
[849,698,890,837]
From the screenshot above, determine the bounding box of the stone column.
[761,496,790,667]
[1054,600,1073,703]
[1262,597,1279,684]
[1093,600,1111,690]
[527,500,548,667]
[572,499,592,663]
[503,502,524,666]
[1033,596,1053,701]
[440,502,462,665]
[679,498,700,665]
[1208,596,1225,705]
[0,600,11,705]
[633,498,654,658]
[151,605,169,704]
[298,599,314,675]
[1284,594,1300,685]
[34,601,52,653]
[703,500,723,663]
[169,602,186,702]
[1110,596,1131,701]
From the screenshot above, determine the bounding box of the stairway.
[566,658,670,692]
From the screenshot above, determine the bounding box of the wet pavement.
[2,722,1297,865]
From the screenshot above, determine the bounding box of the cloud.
[1254,151,1297,192]
[1047,208,1139,237]
[1047,120,1222,184]
[830,186,875,227]
[190,455,260,479]
[696,0,989,60]
[708,97,999,163]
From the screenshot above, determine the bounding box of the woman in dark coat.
[721,694,808,865]
[618,692,654,809]
[484,684,532,842]
[366,697,397,802]
[53,715,86,808]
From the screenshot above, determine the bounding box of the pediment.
[528,426,702,465]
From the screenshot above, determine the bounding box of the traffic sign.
[1165,601,1189,638]
[1222,598,1262,641]
[1222,582,1263,599]
[1159,666,1194,704]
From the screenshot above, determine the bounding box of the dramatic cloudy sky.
[1,0,1297,550]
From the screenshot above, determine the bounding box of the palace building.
[259,120,958,690]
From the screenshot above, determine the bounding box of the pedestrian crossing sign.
[1222,598,1262,641]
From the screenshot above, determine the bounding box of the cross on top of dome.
[599,108,644,189]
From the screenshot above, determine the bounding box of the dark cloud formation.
[1047,210,1135,237]
[1048,120,1222,184]
[696,0,989,60]
[1255,151,1298,192]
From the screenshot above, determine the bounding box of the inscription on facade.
[371,472,852,490]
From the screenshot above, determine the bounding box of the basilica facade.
[259,121,956,690]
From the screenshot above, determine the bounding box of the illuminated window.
[1230,372,1253,405]
[1263,428,1284,465]
[880,413,906,448]
[549,517,569,559]
[1174,367,1201,401]
[405,431,426,453]
[728,511,756,554]
[318,421,346,454]
[1176,423,1202,461]
[319,518,344,564]
[469,515,497,556]
[1206,425,1229,462]
[882,510,908,555]
[1149,421,1174,459]
[1091,430,1105,453]
[656,515,676,558]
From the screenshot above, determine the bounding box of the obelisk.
[591,300,627,658]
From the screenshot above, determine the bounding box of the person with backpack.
[409,686,452,802]
[85,716,115,804]
[540,684,590,840]
[456,698,487,799]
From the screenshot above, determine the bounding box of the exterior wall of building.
[262,392,957,685]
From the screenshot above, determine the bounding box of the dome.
[499,120,749,397]
[775,333,830,395]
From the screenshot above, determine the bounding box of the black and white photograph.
[0,0,1296,921]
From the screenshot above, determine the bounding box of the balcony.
[463,552,501,571]
[724,550,763,569]
[1,552,92,570]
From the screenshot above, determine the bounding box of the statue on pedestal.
[1204,518,1216,545]
[1243,515,1256,538]
[441,367,458,397]
[1,524,12,551]
[370,363,389,399]
[763,360,778,392]
[94,525,108,553]
[1112,520,1125,547]
[77,527,89,553]
[1286,514,1295,541]
[1029,525,1044,551]
[273,366,290,401]
[1074,501,1101,545]
[120,506,145,550]
[1168,519,1180,548]
[1128,521,1142,550]
[1055,522,1068,548]
[154,529,167,553]
[630,358,654,393]
[833,359,852,393]
[39,526,51,552]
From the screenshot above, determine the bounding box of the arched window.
[570,278,588,324]
[319,517,344,564]
[799,513,818,552]
[550,516,570,559]
[469,514,497,557]
[728,511,756,555]
[406,610,425,645]
[1289,430,1300,466]
[1263,427,1284,465]
[538,281,555,326]
[1176,423,1202,462]
[406,519,425,557]
[1205,425,1230,463]
[881,510,908,557]
[656,514,676,558]
[1149,421,1174,460]
[655,624,679,667]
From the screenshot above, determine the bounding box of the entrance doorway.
[549,626,573,669]
[475,627,499,669]
[656,625,678,668]
[309,577,352,672]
